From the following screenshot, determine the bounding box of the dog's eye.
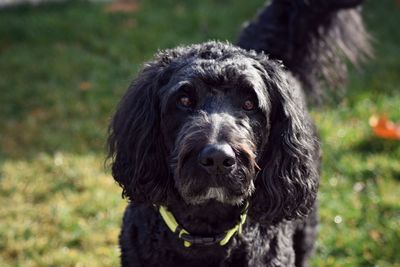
[178,95,193,108]
[243,99,255,111]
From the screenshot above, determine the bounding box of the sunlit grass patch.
[0,153,124,266]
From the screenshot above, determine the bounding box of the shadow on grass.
[352,136,400,154]
[0,0,88,13]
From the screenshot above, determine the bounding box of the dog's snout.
[198,143,236,174]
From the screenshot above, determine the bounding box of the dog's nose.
[198,143,236,174]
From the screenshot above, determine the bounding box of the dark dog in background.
[238,0,371,100]
[108,1,370,266]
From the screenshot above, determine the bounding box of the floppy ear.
[108,56,174,204]
[250,59,320,223]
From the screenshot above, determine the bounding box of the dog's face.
[108,42,319,223]
[159,58,270,205]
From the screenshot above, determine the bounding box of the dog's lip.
[195,186,245,205]
[203,186,225,197]
[202,185,247,198]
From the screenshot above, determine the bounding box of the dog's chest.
[147,221,295,266]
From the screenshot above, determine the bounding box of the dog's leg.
[292,204,318,267]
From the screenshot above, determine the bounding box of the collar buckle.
[179,232,225,246]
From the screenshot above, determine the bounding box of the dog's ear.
[250,58,320,223]
[108,55,175,204]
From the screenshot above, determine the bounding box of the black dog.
[238,0,371,100]
[109,41,319,266]
[108,1,369,266]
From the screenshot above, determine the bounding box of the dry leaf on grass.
[369,115,400,140]
[104,0,139,13]
[30,108,46,119]
[79,81,93,91]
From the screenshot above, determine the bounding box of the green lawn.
[0,0,399,266]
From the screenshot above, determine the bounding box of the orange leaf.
[368,230,381,242]
[369,115,400,140]
[30,108,46,119]
[104,0,139,13]
[79,81,93,91]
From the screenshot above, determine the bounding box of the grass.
[0,0,399,266]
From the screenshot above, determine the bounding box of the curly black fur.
[108,1,368,266]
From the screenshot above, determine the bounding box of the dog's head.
[108,42,319,223]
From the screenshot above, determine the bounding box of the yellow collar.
[158,203,248,247]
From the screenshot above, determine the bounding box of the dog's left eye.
[178,95,193,108]
[243,99,256,111]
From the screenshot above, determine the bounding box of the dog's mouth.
[174,167,256,206]
[189,185,254,205]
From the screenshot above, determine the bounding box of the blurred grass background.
[0,0,399,266]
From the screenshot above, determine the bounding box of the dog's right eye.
[243,99,256,111]
[177,95,194,108]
